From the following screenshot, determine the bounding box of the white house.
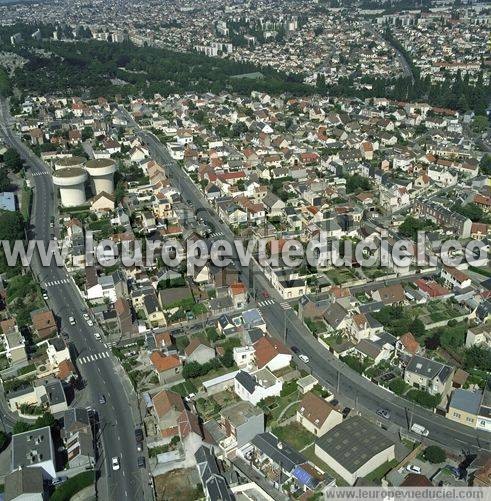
[234,368,282,406]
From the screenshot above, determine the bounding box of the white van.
[411,423,429,436]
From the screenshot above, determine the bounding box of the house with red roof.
[150,352,182,384]
[253,335,292,372]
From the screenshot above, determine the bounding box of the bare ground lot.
[154,468,202,501]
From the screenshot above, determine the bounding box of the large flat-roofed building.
[315,416,395,485]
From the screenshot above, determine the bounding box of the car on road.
[406,464,421,474]
[342,407,351,419]
[112,457,120,471]
[68,316,76,326]
[299,354,310,363]
[410,423,429,436]
[261,291,270,299]
[137,456,146,469]
[94,332,101,341]
[52,476,68,486]
[98,394,106,405]
[376,408,391,420]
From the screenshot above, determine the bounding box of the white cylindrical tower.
[52,168,88,207]
[85,159,116,195]
[54,156,86,171]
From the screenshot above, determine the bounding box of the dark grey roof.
[405,355,447,380]
[43,378,66,406]
[5,467,44,501]
[316,416,394,474]
[323,302,348,329]
[251,432,306,473]
[450,389,482,415]
[235,371,256,394]
[358,301,384,313]
[12,426,55,471]
[63,407,90,432]
[195,446,233,501]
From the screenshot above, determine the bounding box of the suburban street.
[136,121,491,456]
[0,99,151,501]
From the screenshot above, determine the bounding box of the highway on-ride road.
[126,110,490,456]
[0,99,151,501]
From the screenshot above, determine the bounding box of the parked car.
[291,346,300,354]
[68,316,76,326]
[135,428,144,442]
[52,476,68,486]
[98,394,106,405]
[112,457,120,471]
[137,456,146,469]
[87,319,94,327]
[376,408,391,420]
[83,313,90,321]
[406,464,421,474]
[41,289,48,301]
[299,354,310,364]
[262,290,270,299]
[94,332,102,341]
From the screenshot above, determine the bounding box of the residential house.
[447,389,482,429]
[152,389,185,438]
[195,446,233,501]
[234,368,282,406]
[404,355,454,398]
[297,392,343,437]
[441,267,472,291]
[150,352,182,384]
[30,309,57,340]
[185,339,215,365]
[4,467,45,501]
[249,433,322,492]
[61,408,95,468]
[253,335,292,372]
[465,323,491,348]
[216,401,265,455]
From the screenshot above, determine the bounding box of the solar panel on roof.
[293,466,314,487]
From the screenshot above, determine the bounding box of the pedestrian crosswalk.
[44,278,70,287]
[280,302,292,310]
[31,171,49,177]
[257,299,275,307]
[78,351,110,365]
[209,231,224,238]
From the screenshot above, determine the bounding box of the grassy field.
[272,422,315,451]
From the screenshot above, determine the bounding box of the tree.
[0,167,10,192]
[0,210,25,241]
[424,445,446,464]
[33,412,55,429]
[13,421,31,434]
[3,148,23,173]
[388,377,407,396]
[220,349,234,368]
[464,345,491,372]
[0,430,7,449]
[182,361,203,379]
[472,115,489,134]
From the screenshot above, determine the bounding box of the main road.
[132,115,490,456]
[0,100,151,501]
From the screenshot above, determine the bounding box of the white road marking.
[280,302,292,310]
[78,351,110,365]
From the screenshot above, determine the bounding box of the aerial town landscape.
[0,0,489,499]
